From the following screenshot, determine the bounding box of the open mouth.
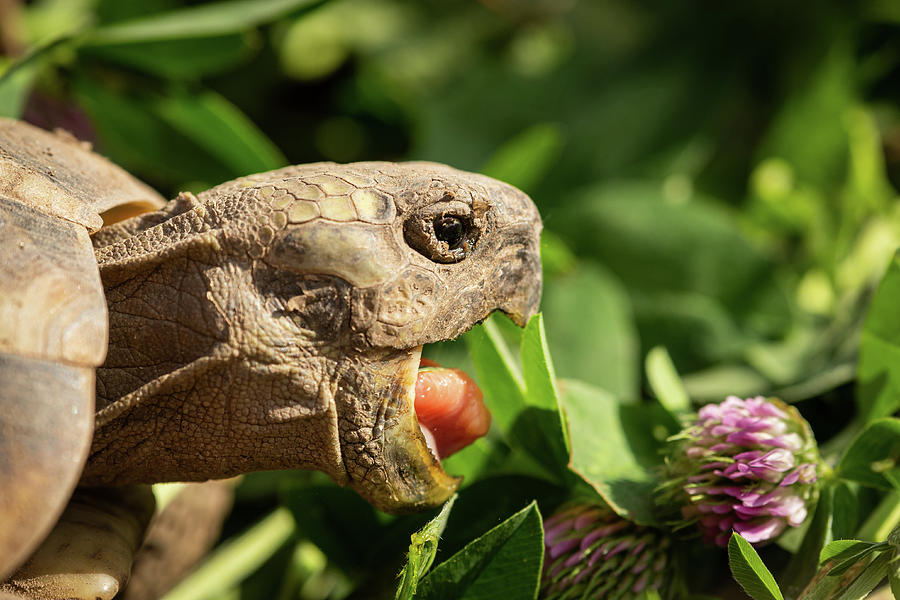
[368,342,491,512]
[414,355,491,461]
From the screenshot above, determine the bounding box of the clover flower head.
[542,502,671,599]
[662,396,819,547]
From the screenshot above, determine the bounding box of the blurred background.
[3,0,900,597]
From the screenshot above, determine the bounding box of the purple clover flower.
[662,396,819,547]
[541,502,671,600]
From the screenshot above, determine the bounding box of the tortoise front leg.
[1,486,154,600]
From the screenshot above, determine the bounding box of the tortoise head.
[89,161,541,513]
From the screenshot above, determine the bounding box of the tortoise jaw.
[362,345,460,513]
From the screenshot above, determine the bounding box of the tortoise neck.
[94,250,229,409]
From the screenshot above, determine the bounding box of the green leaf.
[796,565,845,600]
[857,252,900,422]
[480,123,563,194]
[825,540,887,578]
[819,540,877,564]
[72,77,285,186]
[836,418,900,490]
[277,541,335,600]
[162,508,295,600]
[727,533,785,600]
[564,379,668,524]
[542,263,639,400]
[556,181,780,375]
[833,551,891,600]
[83,0,321,45]
[521,315,561,417]
[417,502,543,600]
[520,314,570,456]
[775,362,857,404]
[801,539,892,600]
[439,437,498,486]
[81,34,253,79]
[465,318,525,437]
[0,58,37,118]
[433,476,563,562]
[829,547,885,578]
[831,482,858,540]
[0,33,79,118]
[152,90,286,175]
[465,315,569,481]
[72,76,234,186]
[395,495,456,600]
[646,345,690,415]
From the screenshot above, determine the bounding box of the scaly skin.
[84,161,542,513]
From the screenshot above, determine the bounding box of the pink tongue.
[414,359,491,459]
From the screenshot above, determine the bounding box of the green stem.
[163,507,296,600]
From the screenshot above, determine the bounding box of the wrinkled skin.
[84,161,542,512]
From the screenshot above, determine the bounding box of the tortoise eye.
[404,203,479,264]
[433,216,465,248]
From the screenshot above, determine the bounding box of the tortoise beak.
[378,345,460,511]
[338,347,459,514]
[496,226,543,327]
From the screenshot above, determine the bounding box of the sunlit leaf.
[857,491,900,542]
[646,345,690,416]
[520,314,569,461]
[417,502,543,600]
[756,36,853,188]
[828,544,885,578]
[465,315,569,481]
[728,533,784,600]
[564,379,668,524]
[465,318,525,437]
[891,568,900,600]
[682,364,772,403]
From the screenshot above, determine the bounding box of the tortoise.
[0,118,542,598]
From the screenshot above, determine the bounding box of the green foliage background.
[5,0,900,598]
